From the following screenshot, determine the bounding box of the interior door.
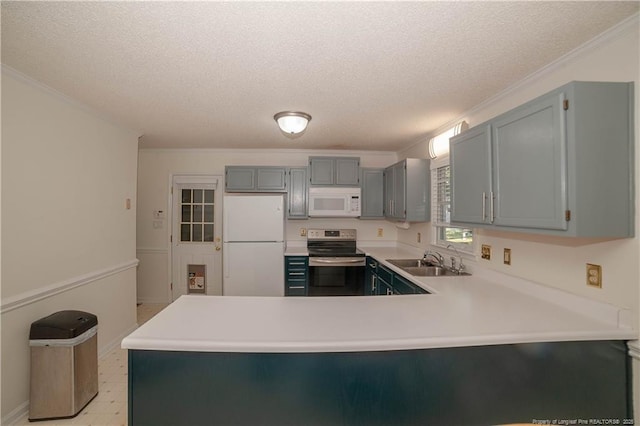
[171,175,223,300]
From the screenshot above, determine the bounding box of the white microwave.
[308,187,361,217]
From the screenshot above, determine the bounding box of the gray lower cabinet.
[225,166,287,192]
[450,81,634,237]
[287,168,308,219]
[309,156,360,186]
[284,256,308,296]
[383,159,430,222]
[360,168,384,219]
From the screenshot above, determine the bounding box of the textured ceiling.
[2,2,638,151]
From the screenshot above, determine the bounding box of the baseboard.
[98,323,139,358]
[1,401,29,426]
[137,297,172,305]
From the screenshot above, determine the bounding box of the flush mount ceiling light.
[274,111,312,135]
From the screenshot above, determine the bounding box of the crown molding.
[399,12,640,156]
[1,64,142,138]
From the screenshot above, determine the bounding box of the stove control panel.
[307,229,357,241]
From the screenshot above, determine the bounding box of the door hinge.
[170,282,173,290]
[563,99,569,110]
[170,235,173,243]
[565,210,571,221]
[171,186,173,195]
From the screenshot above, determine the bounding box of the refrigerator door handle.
[223,245,230,279]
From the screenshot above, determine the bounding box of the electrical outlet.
[503,248,511,265]
[586,263,602,288]
[481,244,491,260]
[300,228,307,237]
[417,232,421,243]
[377,228,383,237]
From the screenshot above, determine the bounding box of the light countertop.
[122,245,635,353]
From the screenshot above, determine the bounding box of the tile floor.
[14,303,169,426]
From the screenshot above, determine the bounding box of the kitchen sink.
[386,259,471,277]
[402,266,470,277]
[386,259,433,268]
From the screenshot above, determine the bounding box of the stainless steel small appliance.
[307,229,365,296]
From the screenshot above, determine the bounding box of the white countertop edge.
[123,329,636,353]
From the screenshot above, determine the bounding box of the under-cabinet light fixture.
[428,121,468,159]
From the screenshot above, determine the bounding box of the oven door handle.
[309,258,365,267]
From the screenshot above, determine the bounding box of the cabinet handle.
[289,262,305,265]
[482,192,486,222]
[387,288,393,295]
[371,275,377,293]
[289,272,305,276]
[288,286,305,289]
[368,262,377,268]
[490,191,495,223]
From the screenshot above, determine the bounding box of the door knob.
[215,246,221,251]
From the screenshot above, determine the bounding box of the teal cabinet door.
[450,125,492,225]
[287,168,308,219]
[335,158,360,185]
[225,167,255,191]
[256,167,287,191]
[309,157,334,185]
[360,168,384,219]
[492,92,567,230]
[384,159,430,222]
[309,157,360,186]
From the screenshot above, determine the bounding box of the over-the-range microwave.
[308,187,361,217]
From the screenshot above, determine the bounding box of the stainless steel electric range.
[306,229,365,296]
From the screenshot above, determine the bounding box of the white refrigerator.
[222,195,285,296]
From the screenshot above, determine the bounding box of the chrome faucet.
[446,244,465,274]
[423,250,445,267]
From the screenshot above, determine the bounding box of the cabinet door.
[492,92,567,230]
[360,168,384,218]
[377,278,393,296]
[256,168,287,192]
[309,157,335,185]
[225,167,255,191]
[364,257,378,296]
[287,168,308,219]
[392,162,406,220]
[391,274,415,295]
[383,167,394,218]
[335,158,360,186]
[450,125,492,224]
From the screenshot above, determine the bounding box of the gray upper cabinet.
[309,156,360,186]
[225,166,287,192]
[360,168,384,219]
[287,168,308,219]
[384,159,430,222]
[450,81,634,238]
[450,125,492,224]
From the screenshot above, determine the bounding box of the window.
[429,122,474,253]
[180,188,215,242]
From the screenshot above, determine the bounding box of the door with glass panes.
[171,176,223,300]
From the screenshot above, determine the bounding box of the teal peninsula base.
[128,340,631,425]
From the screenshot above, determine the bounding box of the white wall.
[136,149,398,303]
[1,68,140,422]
